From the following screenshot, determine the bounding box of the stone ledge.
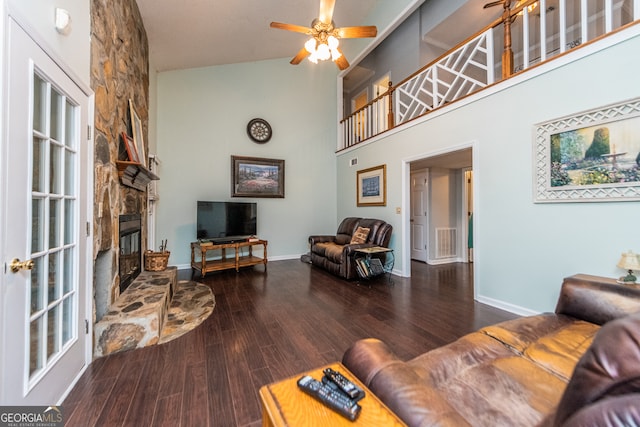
[94,267,177,358]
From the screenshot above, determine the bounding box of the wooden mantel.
[115,161,159,191]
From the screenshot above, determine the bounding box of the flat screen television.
[196,201,257,243]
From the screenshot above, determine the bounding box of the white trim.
[400,140,478,279]
[476,295,540,317]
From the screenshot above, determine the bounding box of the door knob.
[10,258,34,273]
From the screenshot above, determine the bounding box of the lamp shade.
[617,250,640,271]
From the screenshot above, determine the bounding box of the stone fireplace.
[91,0,150,327]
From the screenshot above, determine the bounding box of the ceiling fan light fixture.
[327,35,339,49]
[316,42,331,60]
[305,38,317,54]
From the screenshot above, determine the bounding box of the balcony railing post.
[501,0,514,78]
[387,81,395,130]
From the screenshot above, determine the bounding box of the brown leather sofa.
[342,274,640,427]
[309,217,393,280]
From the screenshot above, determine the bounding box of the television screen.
[196,201,257,242]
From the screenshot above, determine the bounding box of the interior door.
[0,20,91,405]
[410,169,428,262]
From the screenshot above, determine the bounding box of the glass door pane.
[28,72,79,383]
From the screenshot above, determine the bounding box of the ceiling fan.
[270,0,377,70]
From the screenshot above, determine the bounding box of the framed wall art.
[231,155,285,198]
[357,164,387,206]
[129,99,146,167]
[534,97,640,202]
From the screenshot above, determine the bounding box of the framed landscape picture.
[231,155,285,198]
[534,97,640,202]
[357,164,387,206]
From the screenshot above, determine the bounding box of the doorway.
[407,147,473,271]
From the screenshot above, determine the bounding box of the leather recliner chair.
[309,217,393,280]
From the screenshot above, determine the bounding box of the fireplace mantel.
[116,160,159,191]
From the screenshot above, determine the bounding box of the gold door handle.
[10,258,34,273]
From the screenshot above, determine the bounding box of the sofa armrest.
[342,338,401,387]
[555,274,640,325]
[342,243,375,256]
[342,338,469,427]
[308,235,336,245]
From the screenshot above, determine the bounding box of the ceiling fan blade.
[290,47,310,65]
[483,0,506,8]
[334,48,350,70]
[319,0,336,24]
[336,26,378,39]
[270,22,312,35]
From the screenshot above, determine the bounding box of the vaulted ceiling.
[135,0,382,72]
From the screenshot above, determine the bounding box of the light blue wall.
[155,58,339,266]
[337,32,640,313]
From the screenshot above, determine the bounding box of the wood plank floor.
[63,260,518,426]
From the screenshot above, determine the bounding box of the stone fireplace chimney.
[91,0,150,323]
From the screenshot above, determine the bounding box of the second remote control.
[323,368,365,400]
[297,375,361,421]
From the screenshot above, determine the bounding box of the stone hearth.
[94,268,176,357]
[94,267,215,357]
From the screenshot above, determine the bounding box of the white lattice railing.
[339,0,640,151]
[395,31,495,126]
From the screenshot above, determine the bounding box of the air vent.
[350,158,358,166]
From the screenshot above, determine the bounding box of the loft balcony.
[339,0,640,151]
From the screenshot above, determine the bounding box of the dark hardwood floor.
[63,260,518,426]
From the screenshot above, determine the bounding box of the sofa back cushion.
[357,218,393,247]
[335,217,361,244]
[552,312,640,426]
[555,274,640,325]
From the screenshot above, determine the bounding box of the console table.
[190,239,267,278]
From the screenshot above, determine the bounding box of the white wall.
[154,58,339,266]
[6,0,90,86]
[336,30,640,313]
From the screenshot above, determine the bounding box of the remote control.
[297,375,361,421]
[323,368,366,401]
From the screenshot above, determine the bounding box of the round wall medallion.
[247,118,272,143]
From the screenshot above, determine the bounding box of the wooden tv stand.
[190,239,267,278]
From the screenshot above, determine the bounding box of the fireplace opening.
[119,214,142,293]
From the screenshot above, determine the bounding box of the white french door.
[0,19,91,405]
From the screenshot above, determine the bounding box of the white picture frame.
[129,99,146,167]
[533,97,640,203]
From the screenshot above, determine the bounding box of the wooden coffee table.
[259,362,406,427]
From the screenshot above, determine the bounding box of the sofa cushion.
[480,314,600,381]
[315,242,344,264]
[350,226,370,244]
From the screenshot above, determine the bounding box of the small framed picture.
[121,132,140,163]
[357,164,387,206]
[231,155,285,198]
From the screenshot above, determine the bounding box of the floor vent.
[436,228,457,258]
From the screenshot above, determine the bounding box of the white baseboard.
[476,295,540,317]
